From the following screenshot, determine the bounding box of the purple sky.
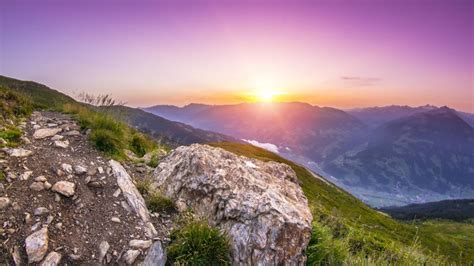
[0,0,472,111]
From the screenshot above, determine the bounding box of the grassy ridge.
[211,142,473,264]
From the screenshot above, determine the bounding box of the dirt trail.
[0,111,169,265]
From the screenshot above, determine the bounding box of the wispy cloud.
[340,76,381,86]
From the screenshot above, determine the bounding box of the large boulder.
[152,144,312,265]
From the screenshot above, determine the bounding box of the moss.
[167,221,230,265]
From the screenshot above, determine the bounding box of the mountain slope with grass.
[1,75,472,264]
[211,142,474,264]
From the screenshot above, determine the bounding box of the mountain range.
[145,103,474,207]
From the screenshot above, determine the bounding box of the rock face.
[152,144,313,265]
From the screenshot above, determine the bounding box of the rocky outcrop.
[109,160,157,237]
[152,144,313,265]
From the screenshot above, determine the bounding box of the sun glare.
[258,89,276,102]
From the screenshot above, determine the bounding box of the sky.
[0,0,473,112]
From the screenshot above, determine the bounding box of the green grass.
[146,192,176,213]
[210,142,472,265]
[0,170,5,182]
[167,220,231,265]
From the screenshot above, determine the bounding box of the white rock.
[61,163,73,174]
[152,144,313,265]
[109,160,157,237]
[111,217,121,223]
[20,171,33,181]
[98,166,104,174]
[25,227,49,263]
[3,148,33,157]
[34,207,49,216]
[44,181,52,190]
[30,182,45,191]
[129,239,152,250]
[0,197,11,209]
[54,140,70,148]
[35,176,47,182]
[123,250,141,265]
[113,188,121,197]
[52,181,75,197]
[98,241,110,263]
[33,128,62,139]
[51,135,63,141]
[40,251,62,266]
[64,130,81,136]
[74,165,87,175]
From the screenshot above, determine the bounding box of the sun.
[258,89,276,102]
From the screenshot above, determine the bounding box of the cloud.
[243,139,279,154]
[340,76,381,86]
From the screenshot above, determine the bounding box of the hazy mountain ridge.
[145,103,474,206]
[380,199,474,221]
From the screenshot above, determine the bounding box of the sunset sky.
[1,0,473,112]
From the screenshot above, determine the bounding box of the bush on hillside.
[167,221,231,265]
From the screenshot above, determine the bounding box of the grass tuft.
[167,220,231,265]
[146,192,176,213]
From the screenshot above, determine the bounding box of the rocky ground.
[0,111,169,265]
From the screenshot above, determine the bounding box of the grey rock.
[60,163,73,174]
[54,140,70,148]
[73,165,87,175]
[21,136,31,144]
[33,128,62,139]
[142,241,166,266]
[64,130,81,136]
[109,160,157,237]
[129,239,152,250]
[0,197,11,209]
[51,135,64,141]
[25,227,49,263]
[3,148,33,157]
[123,250,140,265]
[30,182,45,191]
[20,171,33,181]
[98,241,110,263]
[34,207,49,216]
[40,251,62,266]
[152,144,313,265]
[35,176,47,182]
[52,181,75,197]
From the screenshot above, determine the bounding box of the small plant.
[0,127,22,146]
[167,221,231,265]
[135,178,152,196]
[146,192,176,213]
[0,170,5,181]
[130,133,152,157]
[146,152,160,168]
[90,129,123,156]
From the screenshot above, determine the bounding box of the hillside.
[211,142,474,264]
[0,76,236,147]
[147,103,474,207]
[380,199,474,221]
[326,107,474,203]
[103,105,237,146]
[1,75,473,264]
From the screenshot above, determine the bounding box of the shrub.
[130,133,152,157]
[90,129,123,156]
[0,127,21,146]
[167,221,231,265]
[146,192,176,213]
[146,152,160,168]
[135,178,152,196]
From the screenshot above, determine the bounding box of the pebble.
[25,227,49,263]
[123,250,141,265]
[34,207,50,216]
[30,182,45,191]
[0,197,11,209]
[111,217,121,223]
[40,251,62,266]
[52,181,75,197]
[74,165,87,175]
